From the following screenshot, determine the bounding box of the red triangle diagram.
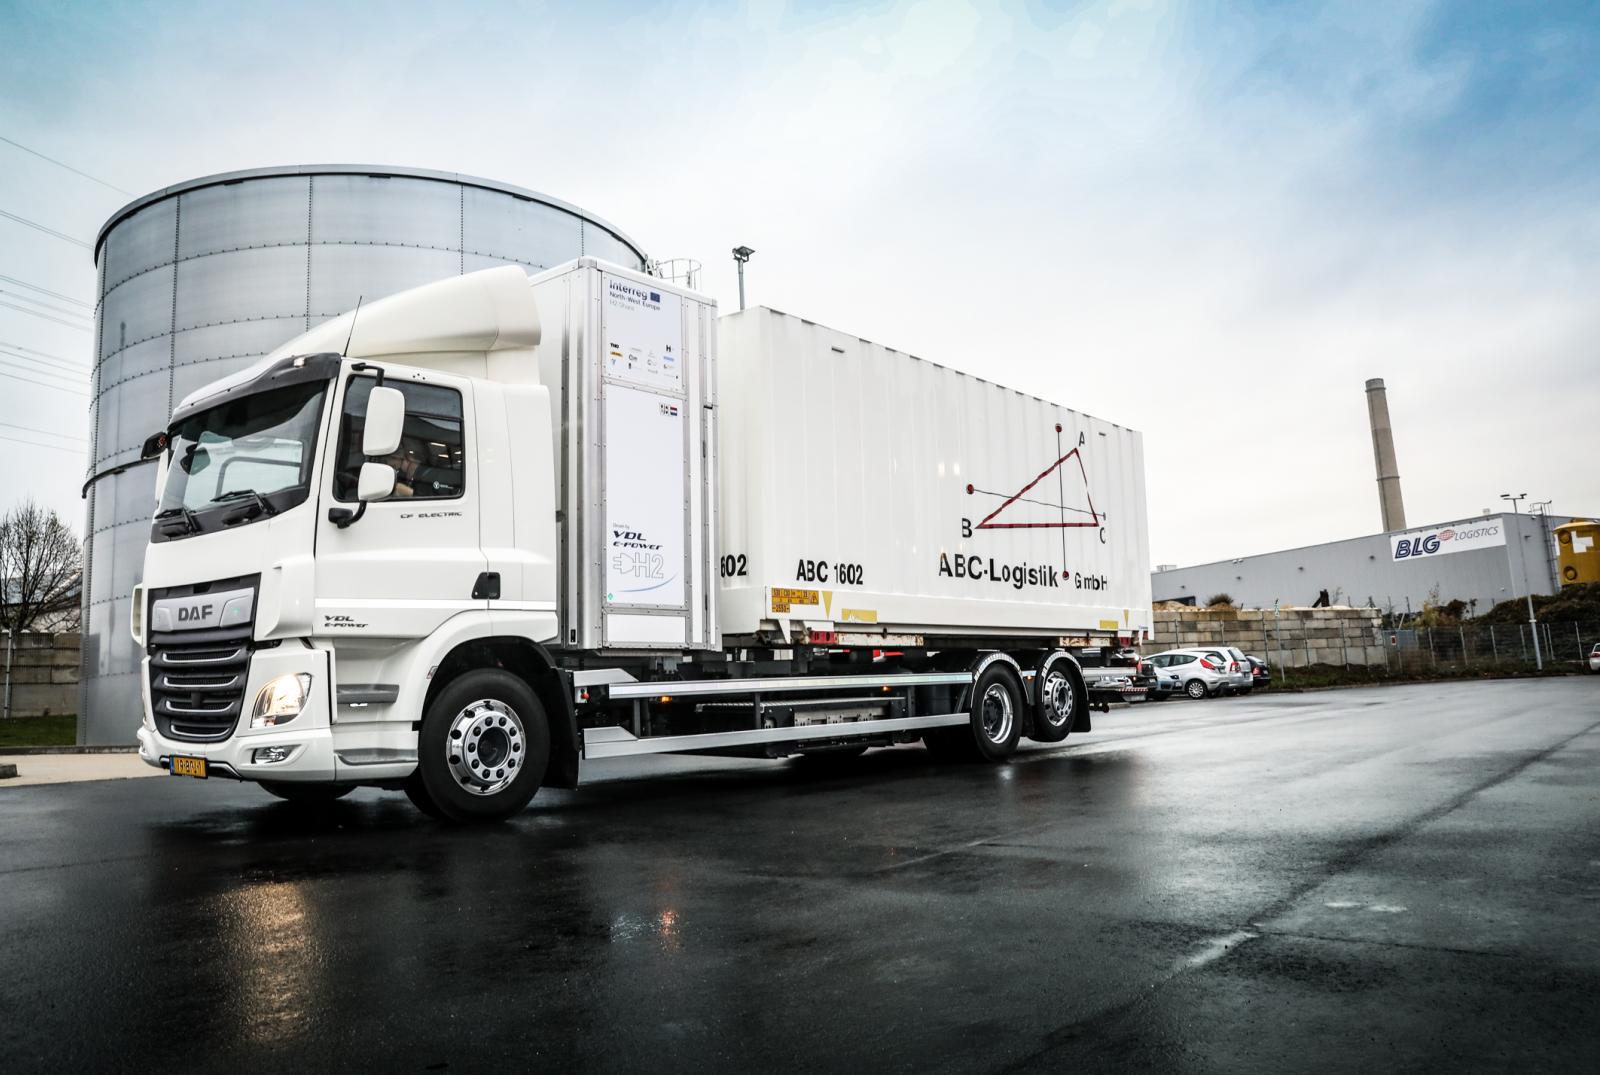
[968,442,1100,531]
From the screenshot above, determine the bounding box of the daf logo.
[178,603,214,623]
[150,586,254,632]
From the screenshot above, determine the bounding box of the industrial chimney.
[1364,378,1407,532]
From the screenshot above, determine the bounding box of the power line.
[0,208,93,249]
[0,273,91,308]
[0,355,82,385]
[0,418,85,444]
[0,362,88,394]
[0,299,92,331]
[0,134,132,196]
[0,340,86,365]
[0,345,89,378]
[0,287,91,322]
[0,431,86,454]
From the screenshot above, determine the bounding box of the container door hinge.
[472,572,501,600]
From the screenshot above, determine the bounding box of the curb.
[1263,671,1582,693]
[0,746,141,756]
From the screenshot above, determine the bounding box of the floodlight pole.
[1501,492,1542,670]
[732,246,754,311]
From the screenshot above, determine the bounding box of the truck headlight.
[252,673,312,728]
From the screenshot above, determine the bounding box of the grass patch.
[0,714,77,747]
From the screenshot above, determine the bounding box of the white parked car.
[1590,643,1600,673]
[1145,649,1234,699]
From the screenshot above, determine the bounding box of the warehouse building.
[1152,512,1583,616]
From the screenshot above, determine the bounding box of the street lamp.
[731,245,754,311]
[1500,492,1543,670]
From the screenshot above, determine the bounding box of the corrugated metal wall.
[1150,513,1569,615]
[81,167,646,744]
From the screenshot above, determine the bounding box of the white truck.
[132,259,1152,821]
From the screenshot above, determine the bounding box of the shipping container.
[718,307,1151,646]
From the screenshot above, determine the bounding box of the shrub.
[1206,593,1235,608]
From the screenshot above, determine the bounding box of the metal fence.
[1294,620,1600,673]
[1158,614,1593,671]
[1395,621,1598,672]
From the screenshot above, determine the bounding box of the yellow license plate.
[170,755,208,779]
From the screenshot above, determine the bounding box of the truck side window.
[334,377,465,501]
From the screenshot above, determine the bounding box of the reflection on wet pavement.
[2,680,1597,1071]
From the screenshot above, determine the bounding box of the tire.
[259,781,354,804]
[970,665,1025,760]
[416,669,550,823]
[933,663,1024,762]
[1184,679,1208,700]
[403,770,447,820]
[1030,656,1081,743]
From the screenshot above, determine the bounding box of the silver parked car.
[1210,645,1254,693]
[1145,649,1234,699]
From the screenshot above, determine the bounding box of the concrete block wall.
[1153,607,1385,668]
[3,632,81,718]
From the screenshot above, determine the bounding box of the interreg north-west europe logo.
[609,280,661,307]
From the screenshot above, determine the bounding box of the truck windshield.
[153,380,328,540]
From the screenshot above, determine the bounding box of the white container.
[716,308,1151,646]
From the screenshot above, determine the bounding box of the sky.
[0,0,1596,568]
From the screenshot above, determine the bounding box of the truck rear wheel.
[416,669,549,823]
[927,664,1024,763]
[1030,656,1082,743]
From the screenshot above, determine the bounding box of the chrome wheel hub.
[980,682,1015,745]
[1041,669,1073,727]
[446,699,525,796]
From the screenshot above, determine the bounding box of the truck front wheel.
[415,669,550,823]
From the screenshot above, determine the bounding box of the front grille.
[149,624,254,741]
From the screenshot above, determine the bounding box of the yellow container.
[1554,520,1600,586]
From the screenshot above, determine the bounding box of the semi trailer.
[132,259,1152,821]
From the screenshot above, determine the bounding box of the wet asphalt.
[3,679,1599,1073]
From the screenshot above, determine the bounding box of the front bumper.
[137,644,337,783]
[138,722,337,782]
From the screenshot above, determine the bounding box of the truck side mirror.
[357,461,396,502]
[363,386,405,457]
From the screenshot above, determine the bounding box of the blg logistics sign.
[1390,517,1505,561]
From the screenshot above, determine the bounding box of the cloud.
[1,0,1596,562]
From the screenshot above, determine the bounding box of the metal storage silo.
[82,166,647,744]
